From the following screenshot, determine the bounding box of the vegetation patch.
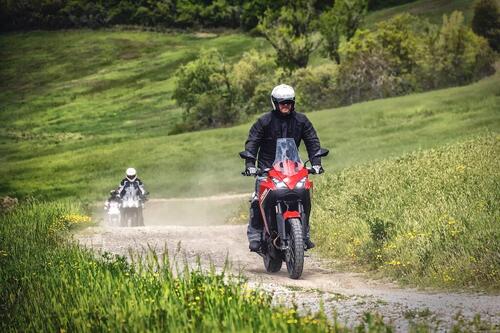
[0,201,399,332]
[312,134,500,290]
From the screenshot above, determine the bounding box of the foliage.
[0,0,244,31]
[173,48,237,130]
[257,1,320,72]
[1,30,499,200]
[418,11,495,89]
[231,49,279,113]
[336,14,427,104]
[336,12,495,105]
[289,63,338,111]
[312,134,500,289]
[471,0,500,52]
[319,0,368,63]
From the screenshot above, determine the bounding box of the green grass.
[2,50,498,200]
[0,30,267,139]
[2,202,497,332]
[0,201,397,332]
[313,134,500,290]
[364,0,480,27]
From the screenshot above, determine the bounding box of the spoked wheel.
[263,253,282,273]
[285,218,304,279]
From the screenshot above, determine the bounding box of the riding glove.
[245,166,258,176]
[312,165,324,174]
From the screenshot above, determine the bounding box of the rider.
[243,84,324,252]
[105,167,148,224]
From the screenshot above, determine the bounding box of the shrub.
[257,2,319,72]
[231,49,278,113]
[418,11,496,89]
[173,49,237,131]
[289,63,339,111]
[472,0,500,52]
[318,0,368,64]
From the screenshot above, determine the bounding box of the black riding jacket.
[244,109,322,169]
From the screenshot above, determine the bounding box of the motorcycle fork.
[275,201,304,250]
[275,202,287,249]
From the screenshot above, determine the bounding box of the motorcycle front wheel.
[285,218,304,279]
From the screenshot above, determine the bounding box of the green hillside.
[313,134,500,289]
[0,30,267,137]
[1,57,498,199]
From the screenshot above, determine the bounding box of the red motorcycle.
[240,138,328,279]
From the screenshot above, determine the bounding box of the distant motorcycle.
[240,138,328,279]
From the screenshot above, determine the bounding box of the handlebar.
[241,168,270,177]
[241,167,320,176]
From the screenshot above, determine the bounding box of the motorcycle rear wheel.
[285,218,304,279]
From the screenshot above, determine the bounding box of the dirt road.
[78,196,500,331]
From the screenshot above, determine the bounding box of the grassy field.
[1,26,499,293]
[313,134,500,290]
[1,39,498,201]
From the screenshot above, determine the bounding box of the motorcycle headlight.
[295,177,307,189]
[272,177,288,189]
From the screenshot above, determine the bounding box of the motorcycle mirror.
[239,150,256,160]
[304,148,329,166]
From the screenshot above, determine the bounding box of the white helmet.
[271,84,295,111]
[126,167,137,181]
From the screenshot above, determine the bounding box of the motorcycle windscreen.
[272,138,304,176]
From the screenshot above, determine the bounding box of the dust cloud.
[144,194,249,226]
[96,193,250,227]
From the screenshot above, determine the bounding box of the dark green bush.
[231,49,278,113]
[472,0,500,52]
[173,48,237,130]
[418,11,496,89]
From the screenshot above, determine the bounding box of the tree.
[173,49,237,130]
[471,0,500,52]
[231,49,278,113]
[426,11,495,87]
[257,1,320,72]
[318,0,368,64]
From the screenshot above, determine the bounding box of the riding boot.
[247,199,263,251]
[304,218,315,250]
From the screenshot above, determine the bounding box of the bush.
[289,63,339,111]
[231,49,278,113]
[257,2,319,72]
[471,0,500,52]
[173,49,237,130]
[336,12,495,105]
[418,11,495,89]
